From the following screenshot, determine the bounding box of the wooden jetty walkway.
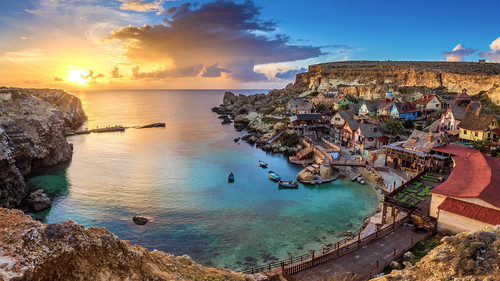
[330,159,367,167]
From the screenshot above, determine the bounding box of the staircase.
[296,146,314,160]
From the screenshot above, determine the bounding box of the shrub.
[402,119,414,129]
[281,131,300,147]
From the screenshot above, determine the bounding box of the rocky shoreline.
[0,87,86,209]
[212,88,303,155]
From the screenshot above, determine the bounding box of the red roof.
[431,144,477,157]
[431,152,500,208]
[377,136,389,143]
[416,94,440,106]
[492,128,500,135]
[438,198,500,225]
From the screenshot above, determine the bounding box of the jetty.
[90,126,125,133]
[137,122,165,129]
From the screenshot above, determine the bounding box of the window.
[475,132,478,137]
[436,104,439,108]
[462,130,466,134]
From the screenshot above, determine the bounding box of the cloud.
[442,44,477,62]
[24,9,43,15]
[81,69,104,79]
[54,77,63,81]
[132,65,203,79]
[119,0,167,15]
[479,37,500,62]
[111,66,123,78]
[106,0,325,82]
[202,63,231,78]
[275,67,307,80]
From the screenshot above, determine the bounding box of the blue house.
[392,102,419,120]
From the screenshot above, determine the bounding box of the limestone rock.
[0,207,254,281]
[390,261,402,269]
[27,189,52,212]
[403,251,415,261]
[0,87,86,208]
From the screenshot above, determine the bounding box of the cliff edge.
[0,208,254,281]
[295,61,500,103]
[372,226,500,281]
[0,87,86,208]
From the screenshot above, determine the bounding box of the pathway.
[292,225,428,281]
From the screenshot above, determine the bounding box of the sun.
[67,70,89,85]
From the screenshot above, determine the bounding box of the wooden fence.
[281,216,410,278]
[239,209,380,275]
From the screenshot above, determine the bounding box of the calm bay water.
[26,90,379,270]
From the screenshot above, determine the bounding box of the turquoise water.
[26,90,379,270]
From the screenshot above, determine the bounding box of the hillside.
[294,61,500,103]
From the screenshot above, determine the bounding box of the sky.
[0,0,499,90]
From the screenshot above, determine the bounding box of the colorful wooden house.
[416,93,443,113]
[391,102,419,120]
[353,122,388,155]
[457,111,498,143]
[358,98,381,117]
[333,96,351,110]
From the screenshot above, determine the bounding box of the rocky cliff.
[0,208,255,281]
[295,61,500,103]
[372,226,500,281]
[0,87,86,208]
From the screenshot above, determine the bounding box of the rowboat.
[278,180,299,189]
[268,170,281,182]
[227,172,235,183]
[258,160,268,168]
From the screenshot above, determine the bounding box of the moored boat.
[258,160,268,168]
[227,172,235,183]
[268,170,281,182]
[278,180,299,189]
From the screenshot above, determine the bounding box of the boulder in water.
[133,216,148,225]
[28,189,52,212]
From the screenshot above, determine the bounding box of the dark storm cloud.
[275,67,307,80]
[106,0,325,82]
[202,63,231,78]
[132,65,203,79]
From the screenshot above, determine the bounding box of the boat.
[227,172,235,183]
[268,170,281,182]
[258,160,268,168]
[278,180,299,189]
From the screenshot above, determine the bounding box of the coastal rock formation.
[295,61,500,103]
[27,189,52,212]
[0,207,255,281]
[0,87,86,208]
[372,226,500,281]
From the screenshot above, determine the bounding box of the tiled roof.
[296,113,323,121]
[363,99,382,111]
[338,110,359,131]
[416,94,440,106]
[297,102,313,111]
[457,112,496,131]
[431,144,476,157]
[438,198,500,225]
[492,128,500,135]
[402,130,445,153]
[358,123,385,138]
[394,102,419,114]
[431,152,500,208]
[455,90,472,102]
[377,99,396,110]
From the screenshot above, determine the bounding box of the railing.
[353,229,435,280]
[282,216,411,277]
[239,209,380,275]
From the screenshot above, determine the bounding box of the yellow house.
[457,111,498,142]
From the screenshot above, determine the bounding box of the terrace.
[385,171,449,218]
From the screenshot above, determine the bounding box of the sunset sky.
[1,0,499,90]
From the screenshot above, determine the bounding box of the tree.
[281,131,300,147]
[315,104,327,113]
[472,140,487,151]
[492,147,500,158]
[402,119,414,129]
[385,120,403,135]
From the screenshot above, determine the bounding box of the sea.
[26,89,379,271]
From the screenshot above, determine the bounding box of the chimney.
[370,96,374,103]
[427,132,433,143]
[476,103,481,116]
[466,103,471,113]
[349,107,354,116]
